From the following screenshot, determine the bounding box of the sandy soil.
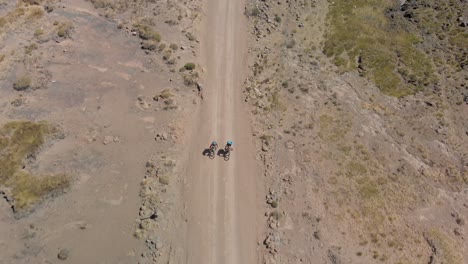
[181,0,261,263]
[0,0,182,263]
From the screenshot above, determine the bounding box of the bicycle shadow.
[202,148,211,156]
[217,149,226,157]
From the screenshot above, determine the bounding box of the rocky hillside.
[244,0,467,263]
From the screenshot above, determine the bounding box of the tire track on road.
[184,0,258,263]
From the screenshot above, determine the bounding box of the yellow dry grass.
[0,121,69,210]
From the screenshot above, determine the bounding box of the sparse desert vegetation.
[13,75,32,91]
[0,121,69,212]
[183,62,195,70]
[34,28,44,37]
[245,0,467,263]
[133,20,161,42]
[324,0,437,97]
[56,21,73,38]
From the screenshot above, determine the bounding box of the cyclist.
[210,141,218,151]
[225,141,233,152]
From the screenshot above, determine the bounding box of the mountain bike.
[224,146,232,161]
[209,145,217,159]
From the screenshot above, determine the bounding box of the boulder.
[57,249,69,260]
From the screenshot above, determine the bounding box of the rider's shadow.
[202,148,211,156]
[217,149,226,157]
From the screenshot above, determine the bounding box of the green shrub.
[286,39,295,49]
[270,210,281,220]
[160,89,173,99]
[89,0,112,9]
[25,43,37,54]
[27,6,44,19]
[169,43,178,50]
[270,200,278,208]
[133,22,161,42]
[185,32,195,41]
[184,63,196,70]
[250,6,260,17]
[158,43,167,52]
[274,14,281,23]
[57,21,73,38]
[0,7,26,28]
[0,17,6,28]
[183,75,195,86]
[13,76,31,91]
[34,28,44,37]
[21,0,43,5]
[141,41,157,51]
[159,175,169,185]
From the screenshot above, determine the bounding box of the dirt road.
[183,0,259,263]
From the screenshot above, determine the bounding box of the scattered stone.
[263,232,280,254]
[313,230,321,240]
[258,99,268,109]
[139,206,154,219]
[155,132,169,141]
[57,249,69,260]
[424,101,434,107]
[269,221,276,229]
[454,228,462,236]
[44,4,54,13]
[141,41,157,51]
[266,194,274,204]
[103,136,114,145]
[285,140,295,149]
[145,236,163,252]
[145,239,156,250]
[11,98,25,107]
[264,234,274,248]
[137,95,151,110]
[13,76,32,91]
[327,248,342,264]
[458,17,468,27]
[155,241,163,250]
